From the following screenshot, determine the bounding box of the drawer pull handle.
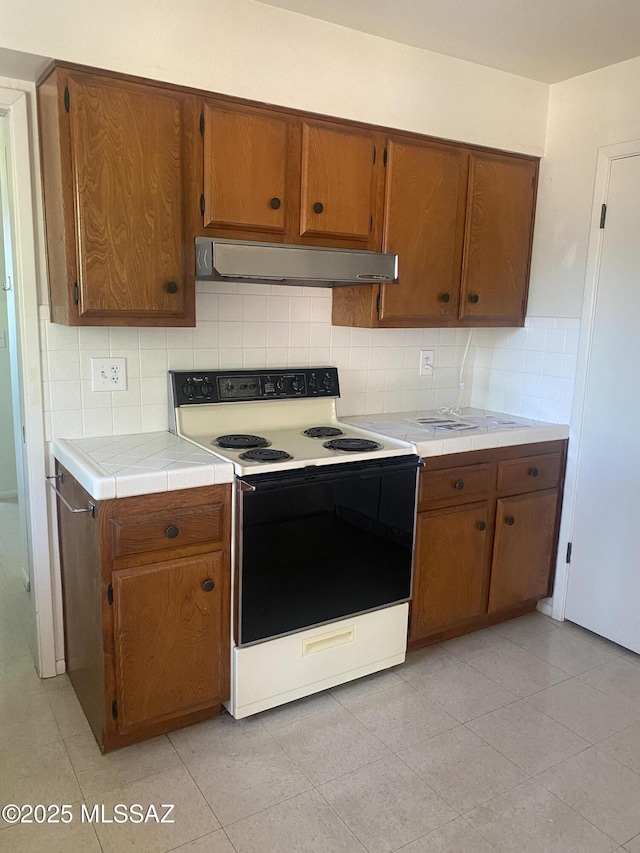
[165,525,179,538]
[477,521,486,531]
[440,292,451,303]
[469,293,480,304]
[165,281,179,294]
[270,196,281,210]
[313,201,324,214]
[202,579,215,592]
[454,480,465,490]
[529,466,539,477]
[506,515,515,526]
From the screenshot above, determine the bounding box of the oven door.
[237,455,421,646]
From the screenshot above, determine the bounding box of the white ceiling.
[255,0,640,83]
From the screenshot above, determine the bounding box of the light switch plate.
[91,357,127,391]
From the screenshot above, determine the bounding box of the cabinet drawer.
[419,462,492,509]
[109,503,225,559]
[497,453,561,494]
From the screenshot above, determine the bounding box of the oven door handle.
[238,479,256,492]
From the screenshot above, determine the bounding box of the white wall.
[0,0,548,155]
[528,55,640,317]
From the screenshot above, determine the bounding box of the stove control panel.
[170,368,340,405]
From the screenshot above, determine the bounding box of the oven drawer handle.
[303,626,355,656]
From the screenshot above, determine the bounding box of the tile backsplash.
[40,283,476,441]
[470,317,579,423]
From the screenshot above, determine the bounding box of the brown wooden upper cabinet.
[332,140,538,329]
[377,137,469,326]
[459,152,538,325]
[200,102,382,251]
[38,66,196,326]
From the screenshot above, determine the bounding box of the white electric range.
[169,367,421,719]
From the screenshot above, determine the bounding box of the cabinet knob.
[165,525,179,538]
[165,281,179,294]
[270,197,281,210]
[469,293,479,304]
[506,515,515,526]
[454,480,465,490]
[529,466,539,477]
[477,521,486,531]
[202,579,215,592]
[440,292,451,303]
[313,201,324,214]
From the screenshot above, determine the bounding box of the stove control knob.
[291,377,304,392]
[200,380,213,396]
[322,373,334,392]
[308,373,317,391]
[276,378,287,393]
[182,380,195,399]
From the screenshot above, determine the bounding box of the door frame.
[0,84,56,677]
[550,139,640,621]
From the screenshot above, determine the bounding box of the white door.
[565,153,640,652]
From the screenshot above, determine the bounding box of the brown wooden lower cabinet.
[409,440,567,648]
[55,463,231,751]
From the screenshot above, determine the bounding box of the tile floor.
[3,593,640,851]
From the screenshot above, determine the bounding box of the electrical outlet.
[419,350,434,376]
[91,357,127,392]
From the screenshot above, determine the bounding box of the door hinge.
[63,86,70,113]
[107,583,113,605]
[370,213,373,233]
[383,148,388,166]
[373,146,376,165]
[566,541,572,564]
[376,293,381,313]
[111,699,118,720]
[200,194,205,216]
[599,203,607,228]
[199,112,205,136]
[73,283,79,305]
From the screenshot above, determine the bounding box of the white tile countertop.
[344,409,569,457]
[52,432,235,500]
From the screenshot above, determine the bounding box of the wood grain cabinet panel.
[113,552,227,731]
[412,503,490,638]
[488,490,558,614]
[202,103,290,235]
[379,138,468,325]
[459,152,538,325]
[38,66,195,326]
[410,441,567,648]
[299,122,379,245]
[55,466,232,751]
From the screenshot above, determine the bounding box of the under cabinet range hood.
[195,237,398,287]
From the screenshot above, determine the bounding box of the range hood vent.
[195,238,398,287]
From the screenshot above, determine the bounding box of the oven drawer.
[231,603,408,719]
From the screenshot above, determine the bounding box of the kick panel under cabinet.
[37,61,538,327]
[410,440,567,648]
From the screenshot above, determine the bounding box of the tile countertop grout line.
[50,406,568,501]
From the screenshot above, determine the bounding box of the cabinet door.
[112,552,229,731]
[66,73,191,323]
[299,122,379,246]
[203,103,290,237]
[488,490,557,613]
[411,502,490,640]
[459,152,537,324]
[379,138,468,325]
